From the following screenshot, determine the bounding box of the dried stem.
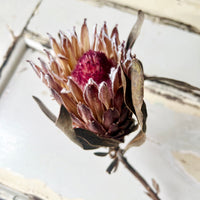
[117,150,161,200]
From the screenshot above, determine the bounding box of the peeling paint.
[0,168,76,200]
[173,151,200,182]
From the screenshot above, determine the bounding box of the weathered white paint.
[0,169,75,200]
[173,151,200,182]
[0,49,200,200]
[92,0,200,31]
[0,0,200,200]
[0,0,40,67]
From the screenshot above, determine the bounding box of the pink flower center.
[71,50,113,90]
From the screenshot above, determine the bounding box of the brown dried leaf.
[33,96,56,123]
[121,67,135,113]
[130,59,144,130]
[124,130,146,152]
[56,105,95,149]
[141,101,147,132]
[94,152,108,157]
[152,178,160,194]
[121,60,147,133]
[56,106,120,150]
[126,10,144,50]
[106,158,119,174]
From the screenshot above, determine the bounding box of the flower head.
[29,12,147,149]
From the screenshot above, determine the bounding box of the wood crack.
[83,0,200,35]
[0,0,43,77]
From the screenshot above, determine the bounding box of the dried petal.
[67,78,84,103]
[114,87,123,113]
[92,24,97,50]
[97,37,106,52]
[28,61,42,78]
[102,108,120,129]
[44,50,60,75]
[98,81,112,109]
[103,21,108,36]
[81,19,90,53]
[84,80,104,122]
[119,119,133,130]
[70,113,84,129]
[77,103,94,123]
[103,35,112,58]
[111,65,121,94]
[59,32,77,69]
[38,58,48,73]
[45,74,61,92]
[60,91,78,115]
[71,27,81,59]
[47,33,62,55]
[118,107,129,124]
[87,120,106,136]
[51,88,62,104]
[108,123,119,134]
[111,25,120,46]
[57,55,71,76]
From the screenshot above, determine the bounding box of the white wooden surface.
[0,0,200,200]
[0,0,40,67]
[90,0,200,32]
[0,49,200,200]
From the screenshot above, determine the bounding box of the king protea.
[28,11,147,150]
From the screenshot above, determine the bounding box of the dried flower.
[28,11,147,150]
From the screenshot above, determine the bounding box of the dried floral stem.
[117,150,161,200]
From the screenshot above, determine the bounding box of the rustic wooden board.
[0,0,41,68]
[0,49,200,200]
[88,0,200,33]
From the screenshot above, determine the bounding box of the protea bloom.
[29,12,147,150]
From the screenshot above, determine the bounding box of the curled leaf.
[121,59,147,133]
[94,152,109,157]
[152,178,160,194]
[121,67,135,113]
[126,10,144,50]
[106,158,119,174]
[56,106,120,150]
[130,59,145,131]
[124,130,146,152]
[32,96,56,123]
